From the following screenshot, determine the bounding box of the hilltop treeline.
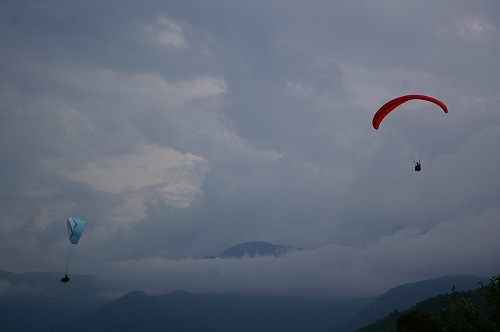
[357,274,500,332]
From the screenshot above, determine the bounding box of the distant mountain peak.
[123,290,148,298]
[206,241,302,259]
[112,290,151,306]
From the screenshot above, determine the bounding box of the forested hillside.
[356,275,500,332]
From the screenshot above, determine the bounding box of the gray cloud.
[1,0,499,298]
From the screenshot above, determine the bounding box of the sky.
[1,0,500,298]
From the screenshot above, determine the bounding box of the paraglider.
[414,160,421,172]
[372,94,448,130]
[372,95,448,171]
[62,217,87,283]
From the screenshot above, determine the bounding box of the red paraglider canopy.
[372,94,448,130]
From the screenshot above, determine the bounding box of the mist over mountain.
[1,3,499,330]
[204,241,302,259]
[0,249,492,332]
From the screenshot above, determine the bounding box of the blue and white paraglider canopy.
[63,217,87,281]
[67,217,87,245]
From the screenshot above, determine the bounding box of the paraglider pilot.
[414,160,421,172]
[60,274,70,283]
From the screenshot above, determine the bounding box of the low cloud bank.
[95,209,500,298]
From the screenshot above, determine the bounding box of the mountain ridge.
[47,288,369,331]
[43,273,489,331]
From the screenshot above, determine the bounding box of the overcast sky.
[1,0,500,298]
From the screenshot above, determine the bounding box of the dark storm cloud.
[1,0,499,297]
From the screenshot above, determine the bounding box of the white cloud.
[459,16,494,38]
[69,145,208,207]
[176,77,227,98]
[140,16,190,49]
[94,206,500,298]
